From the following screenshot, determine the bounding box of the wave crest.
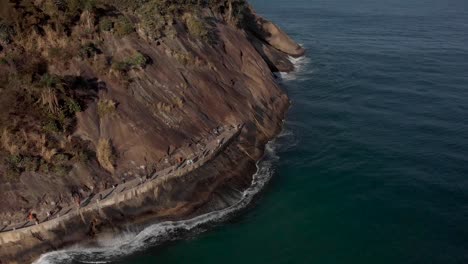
[275,55,311,82]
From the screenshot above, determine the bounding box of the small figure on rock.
[28,212,33,222]
[28,212,39,225]
[74,196,81,208]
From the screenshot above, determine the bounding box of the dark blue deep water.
[119,0,468,263]
[40,0,468,263]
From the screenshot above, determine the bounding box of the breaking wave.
[34,139,281,264]
[275,54,311,82]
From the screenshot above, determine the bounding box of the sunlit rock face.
[0,1,302,262]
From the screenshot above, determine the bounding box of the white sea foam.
[275,127,299,152]
[275,54,311,82]
[34,140,280,264]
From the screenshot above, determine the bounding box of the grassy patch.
[114,16,134,36]
[2,152,73,180]
[185,14,209,41]
[97,138,115,173]
[97,99,117,117]
[79,42,101,59]
[52,164,70,177]
[137,3,167,40]
[112,51,149,72]
[131,52,149,67]
[172,50,196,66]
[174,97,184,108]
[156,102,173,113]
[0,21,14,44]
[99,17,113,32]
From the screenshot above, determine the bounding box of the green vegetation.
[0,0,253,182]
[72,149,94,163]
[172,50,196,66]
[56,0,97,14]
[132,52,149,67]
[97,99,117,117]
[35,74,85,133]
[0,21,14,44]
[52,164,70,177]
[3,151,72,180]
[0,0,250,45]
[66,98,82,113]
[136,3,168,40]
[79,42,100,58]
[43,119,61,134]
[5,154,22,180]
[41,0,99,33]
[112,61,130,72]
[112,52,149,72]
[0,53,96,181]
[185,14,209,40]
[21,155,40,172]
[99,17,113,32]
[114,16,134,36]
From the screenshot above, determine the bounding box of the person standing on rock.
[74,196,81,208]
[28,212,39,225]
[28,212,34,222]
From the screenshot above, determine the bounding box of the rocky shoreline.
[0,116,289,264]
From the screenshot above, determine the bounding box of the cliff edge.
[0,0,304,263]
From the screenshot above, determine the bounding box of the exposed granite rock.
[248,12,305,57]
[0,1,303,263]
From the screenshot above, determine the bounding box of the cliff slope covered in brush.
[0,0,303,227]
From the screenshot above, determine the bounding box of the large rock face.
[0,1,303,263]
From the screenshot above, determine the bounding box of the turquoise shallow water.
[38,0,468,263]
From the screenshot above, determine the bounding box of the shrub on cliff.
[21,156,41,172]
[114,16,134,36]
[99,17,113,32]
[97,138,116,173]
[172,50,196,66]
[131,52,149,67]
[0,21,14,44]
[3,152,72,180]
[185,14,209,41]
[97,99,117,117]
[101,0,149,12]
[138,4,167,40]
[111,61,130,72]
[4,164,20,182]
[111,52,150,72]
[66,0,98,14]
[52,164,70,177]
[79,42,101,58]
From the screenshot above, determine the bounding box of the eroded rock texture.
[0,1,303,262]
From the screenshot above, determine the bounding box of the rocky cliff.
[0,0,304,263]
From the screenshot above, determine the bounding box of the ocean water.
[37,0,468,263]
